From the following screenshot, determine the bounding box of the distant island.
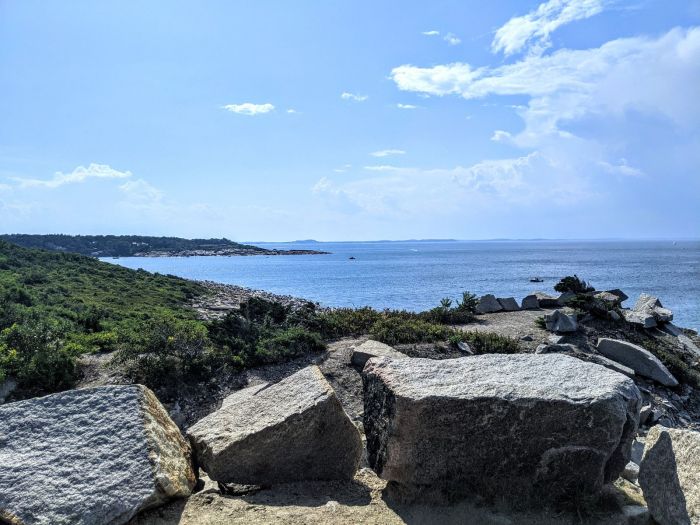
[0,234,329,257]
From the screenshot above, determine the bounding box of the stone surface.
[497,297,521,311]
[544,310,578,333]
[351,340,406,369]
[535,343,578,354]
[595,291,623,305]
[622,309,657,329]
[188,366,362,485]
[0,377,16,404]
[622,461,640,483]
[363,354,641,506]
[476,294,503,314]
[621,505,653,525]
[456,341,473,354]
[639,425,700,525]
[557,292,576,305]
[0,385,195,525]
[607,289,629,303]
[521,294,540,309]
[634,294,673,324]
[596,338,678,387]
[534,292,560,308]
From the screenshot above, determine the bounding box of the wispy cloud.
[341,92,368,102]
[422,30,440,36]
[396,103,419,109]
[363,165,403,172]
[444,33,461,46]
[492,0,610,56]
[12,163,132,189]
[222,102,275,115]
[370,149,406,158]
[333,164,352,173]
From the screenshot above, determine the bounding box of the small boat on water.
[529,277,544,283]
[349,256,356,260]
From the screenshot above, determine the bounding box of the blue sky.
[1,0,699,240]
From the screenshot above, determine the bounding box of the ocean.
[107,240,700,331]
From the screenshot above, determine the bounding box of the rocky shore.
[2,284,700,524]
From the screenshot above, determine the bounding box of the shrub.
[458,331,521,354]
[554,275,594,294]
[255,327,326,364]
[317,307,382,339]
[369,316,453,345]
[457,291,479,314]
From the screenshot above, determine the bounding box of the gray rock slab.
[596,338,678,387]
[351,340,406,369]
[188,366,362,485]
[544,310,578,333]
[622,309,657,329]
[634,294,673,324]
[476,294,503,314]
[363,354,641,506]
[535,292,560,308]
[0,385,195,525]
[521,294,540,309]
[639,425,700,525]
[497,297,520,311]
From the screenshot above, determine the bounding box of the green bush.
[369,316,453,345]
[458,331,521,354]
[554,275,594,294]
[255,327,326,364]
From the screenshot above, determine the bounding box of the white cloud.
[491,130,513,142]
[392,27,700,143]
[396,103,418,109]
[598,159,645,177]
[422,30,440,36]
[333,164,352,173]
[492,0,609,56]
[370,149,406,158]
[341,92,368,102]
[119,179,164,201]
[12,163,132,189]
[286,108,299,114]
[444,33,461,46]
[363,165,403,172]
[222,102,275,115]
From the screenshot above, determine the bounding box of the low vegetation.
[554,274,594,294]
[0,241,520,399]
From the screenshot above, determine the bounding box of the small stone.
[622,461,639,483]
[609,310,621,321]
[639,405,652,425]
[544,310,578,333]
[457,341,473,354]
[520,335,534,342]
[351,340,406,369]
[621,505,652,525]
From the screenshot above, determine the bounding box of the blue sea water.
[108,240,700,331]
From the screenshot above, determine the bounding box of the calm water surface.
[108,240,700,330]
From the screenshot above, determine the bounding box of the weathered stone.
[639,425,700,525]
[351,340,406,369]
[596,338,678,387]
[188,366,362,485]
[521,294,540,309]
[595,291,623,305]
[544,310,578,333]
[639,405,652,426]
[548,334,565,344]
[661,323,700,359]
[587,354,636,378]
[622,309,657,329]
[622,461,640,483]
[497,297,520,311]
[363,354,641,506]
[557,292,576,305]
[607,289,629,303]
[622,505,653,525]
[456,341,473,354]
[609,310,622,321]
[634,294,673,324]
[534,292,560,308]
[535,343,578,354]
[476,294,503,314]
[0,385,195,525]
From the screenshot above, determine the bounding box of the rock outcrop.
[596,338,678,387]
[497,297,520,311]
[0,385,195,525]
[351,340,406,369]
[362,354,641,506]
[544,310,578,333]
[635,294,673,324]
[623,309,657,329]
[639,425,700,525]
[476,294,503,314]
[534,292,560,308]
[187,366,362,486]
[521,294,540,309]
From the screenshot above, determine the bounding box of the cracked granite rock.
[363,354,641,506]
[0,385,195,525]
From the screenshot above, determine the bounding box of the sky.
[1,0,699,241]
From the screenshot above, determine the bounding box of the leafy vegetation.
[554,275,594,294]
[0,240,517,399]
[0,234,267,257]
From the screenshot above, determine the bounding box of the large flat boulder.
[596,338,678,387]
[187,366,362,485]
[351,340,406,369]
[622,309,657,329]
[639,426,700,525]
[363,354,641,506]
[0,385,195,525]
[544,310,578,332]
[476,294,503,314]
